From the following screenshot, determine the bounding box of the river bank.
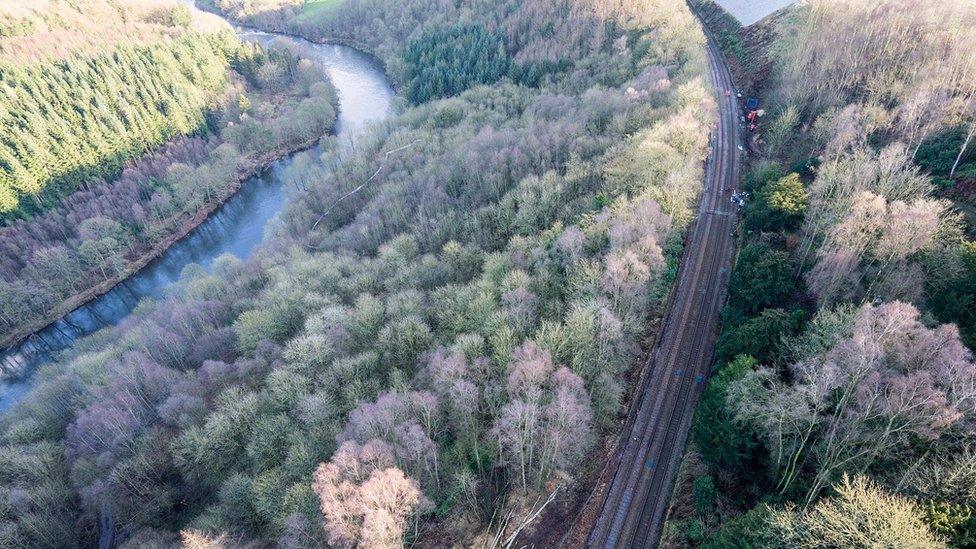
[196,5,401,94]
[0,132,325,359]
[0,25,393,411]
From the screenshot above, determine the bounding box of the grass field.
[296,0,343,23]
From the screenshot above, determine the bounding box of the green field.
[296,0,343,23]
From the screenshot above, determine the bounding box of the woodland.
[670,1,976,547]
[0,0,713,546]
[4,0,975,547]
[0,0,228,216]
[0,0,338,347]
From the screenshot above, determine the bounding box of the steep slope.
[0,0,719,546]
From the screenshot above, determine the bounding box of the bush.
[742,162,786,194]
[926,241,976,350]
[702,505,777,549]
[924,500,976,547]
[693,475,718,516]
[915,125,975,178]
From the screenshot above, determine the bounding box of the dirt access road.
[584,30,742,549]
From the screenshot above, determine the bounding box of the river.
[0,8,394,414]
[714,0,795,25]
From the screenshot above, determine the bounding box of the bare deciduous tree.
[312,439,429,549]
[491,342,593,491]
[768,475,943,548]
[731,302,976,504]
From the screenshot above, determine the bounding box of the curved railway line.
[586,25,742,549]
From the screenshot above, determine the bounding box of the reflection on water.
[0,21,394,413]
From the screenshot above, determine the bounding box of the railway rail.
[586,24,742,549]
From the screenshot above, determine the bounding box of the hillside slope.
[666,1,976,546]
[0,0,338,352]
[0,0,719,546]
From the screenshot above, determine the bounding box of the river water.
[0,11,394,413]
[714,0,795,25]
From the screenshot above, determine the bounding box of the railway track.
[585,24,742,549]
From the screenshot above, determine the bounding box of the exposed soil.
[691,0,786,99]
